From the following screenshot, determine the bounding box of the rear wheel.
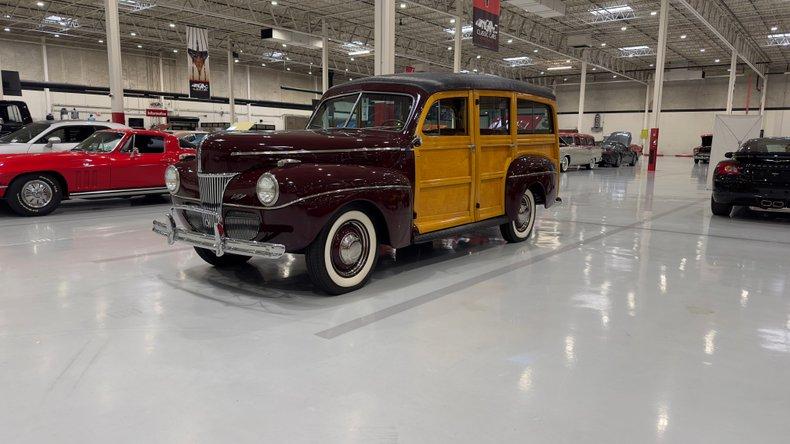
[612,154,622,167]
[586,158,596,170]
[710,197,733,217]
[559,156,570,173]
[194,247,251,267]
[500,189,537,243]
[305,209,379,295]
[7,173,63,217]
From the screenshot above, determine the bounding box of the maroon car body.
[154,73,559,294]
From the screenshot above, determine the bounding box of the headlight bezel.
[256,172,279,206]
[165,165,180,194]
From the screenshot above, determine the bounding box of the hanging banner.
[187,26,211,100]
[473,0,500,52]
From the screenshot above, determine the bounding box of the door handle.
[468,144,476,151]
[509,143,518,149]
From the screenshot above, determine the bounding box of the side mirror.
[412,136,422,148]
[130,147,140,157]
[724,152,733,159]
[45,136,61,148]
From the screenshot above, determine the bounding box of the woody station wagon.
[153,73,560,294]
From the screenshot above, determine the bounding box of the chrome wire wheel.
[21,180,54,209]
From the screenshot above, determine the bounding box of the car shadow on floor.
[730,206,790,223]
[162,228,510,310]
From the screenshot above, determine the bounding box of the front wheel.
[629,154,638,166]
[7,173,63,216]
[305,209,379,295]
[710,197,732,217]
[559,156,570,173]
[586,158,596,170]
[613,154,622,167]
[194,247,251,267]
[500,189,537,243]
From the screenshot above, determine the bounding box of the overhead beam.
[674,0,764,78]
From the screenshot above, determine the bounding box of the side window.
[46,125,97,143]
[517,99,555,135]
[422,97,468,136]
[134,135,165,154]
[559,136,572,147]
[6,105,23,122]
[573,136,581,146]
[479,96,510,136]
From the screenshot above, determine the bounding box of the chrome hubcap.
[330,220,370,278]
[21,180,53,208]
[515,194,533,232]
[561,157,569,170]
[338,232,363,265]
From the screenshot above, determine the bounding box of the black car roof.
[334,72,555,101]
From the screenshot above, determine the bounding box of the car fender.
[225,164,413,250]
[505,154,558,220]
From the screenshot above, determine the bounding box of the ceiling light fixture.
[169,23,175,28]
[137,44,142,48]
[547,66,572,71]
[130,32,136,36]
[36,1,45,7]
[680,34,687,39]
[714,59,720,63]
[650,11,657,16]
[621,26,627,31]
[3,27,9,32]
[770,26,778,31]
[271,0,277,5]
[507,38,513,43]
[399,2,406,8]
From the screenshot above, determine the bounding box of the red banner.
[473,0,500,52]
[146,108,168,117]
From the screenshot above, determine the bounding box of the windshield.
[559,136,573,147]
[73,131,126,153]
[739,138,790,154]
[0,122,52,143]
[308,93,413,131]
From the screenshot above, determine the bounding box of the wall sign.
[146,108,169,117]
[473,0,500,52]
[187,26,211,100]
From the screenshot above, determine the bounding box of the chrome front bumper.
[152,205,286,259]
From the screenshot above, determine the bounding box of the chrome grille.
[196,173,237,227]
[225,210,261,241]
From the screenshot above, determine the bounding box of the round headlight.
[256,173,279,206]
[165,165,180,194]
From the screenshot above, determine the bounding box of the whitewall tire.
[306,209,379,295]
[500,189,537,243]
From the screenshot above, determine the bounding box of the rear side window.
[479,96,510,136]
[3,104,23,122]
[517,99,554,135]
[45,125,97,143]
[423,97,468,136]
[559,136,572,147]
[134,135,165,154]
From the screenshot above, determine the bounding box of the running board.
[413,216,509,244]
[70,187,168,199]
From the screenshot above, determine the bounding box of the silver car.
[559,133,602,172]
[0,120,127,154]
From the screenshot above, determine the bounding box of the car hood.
[602,132,632,147]
[198,129,411,173]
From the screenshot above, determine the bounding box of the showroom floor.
[1,158,789,443]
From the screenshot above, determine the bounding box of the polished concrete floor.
[1,158,789,443]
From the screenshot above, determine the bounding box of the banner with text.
[187,26,211,99]
[473,0,500,52]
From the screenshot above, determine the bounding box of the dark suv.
[0,100,33,136]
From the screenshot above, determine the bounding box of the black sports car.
[711,137,790,216]
[599,131,639,167]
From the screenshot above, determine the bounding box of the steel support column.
[726,49,737,114]
[577,58,587,133]
[104,0,125,124]
[41,38,51,117]
[374,0,395,75]
[228,40,236,124]
[651,0,669,129]
[642,83,650,148]
[246,65,252,121]
[453,0,462,73]
[322,20,329,93]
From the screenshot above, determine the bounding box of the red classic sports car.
[0,129,194,216]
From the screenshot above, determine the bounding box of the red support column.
[648,128,659,172]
